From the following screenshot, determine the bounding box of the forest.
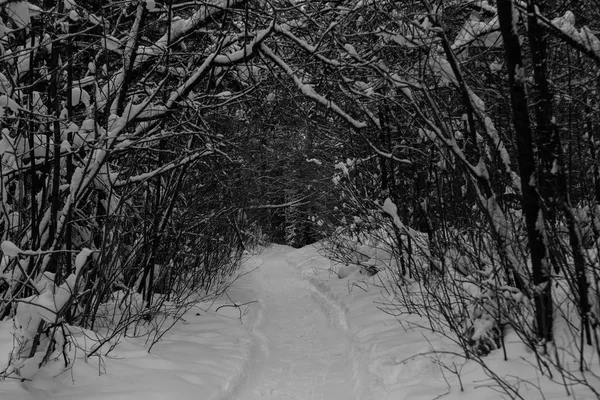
[0,0,599,397]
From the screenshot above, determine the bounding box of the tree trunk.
[528,1,591,347]
[498,0,553,342]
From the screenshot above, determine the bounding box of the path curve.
[227,245,358,400]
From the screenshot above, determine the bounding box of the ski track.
[227,245,358,400]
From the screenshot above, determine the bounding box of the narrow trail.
[227,245,358,400]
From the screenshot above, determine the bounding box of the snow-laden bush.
[0,0,255,381]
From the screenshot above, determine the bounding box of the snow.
[452,15,501,50]
[5,1,31,29]
[334,161,349,176]
[382,197,397,217]
[273,24,340,67]
[113,149,214,186]
[213,25,272,65]
[86,14,102,28]
[259,43,368,130]
[1,244,599,399]
[549,11,600,55]
[1,272,258,400]
[101,35,121,51]
[344,43,359,58]
[1,240,21,256]
[0,95,20,113]
[59,140,70,154]
[306,158,322,165]
[285,245,448,400]
[143,0,155,11]
[75,248,93,271]
[0,73,11,95]
[70,88,90,107]
[428,52,458,86]
[228,246,357,400]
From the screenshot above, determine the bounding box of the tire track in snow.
[210,256,268,400]
[225,245,358,400]
[303,283,368,400]
[290,253,388,400]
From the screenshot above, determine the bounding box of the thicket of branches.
[309,0,600,397]
[0,0,272,379]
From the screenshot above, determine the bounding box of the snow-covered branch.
[132,0,247,65]
[259,43,367,130]
[363,137,412,165]
[244,197,311,210]
[113,149,214,187]
[110,2,146,115]
[128,24,274,130]
[98,0,248,112]
[273,23,341,66]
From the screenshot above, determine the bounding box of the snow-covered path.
[228,245,358,400]
[4,243,590,400]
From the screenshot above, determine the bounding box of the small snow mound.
[337,264,359,278]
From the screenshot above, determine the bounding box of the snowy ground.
[228,245,357,400]
[1,275,256,400]
[1,244,598,399]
